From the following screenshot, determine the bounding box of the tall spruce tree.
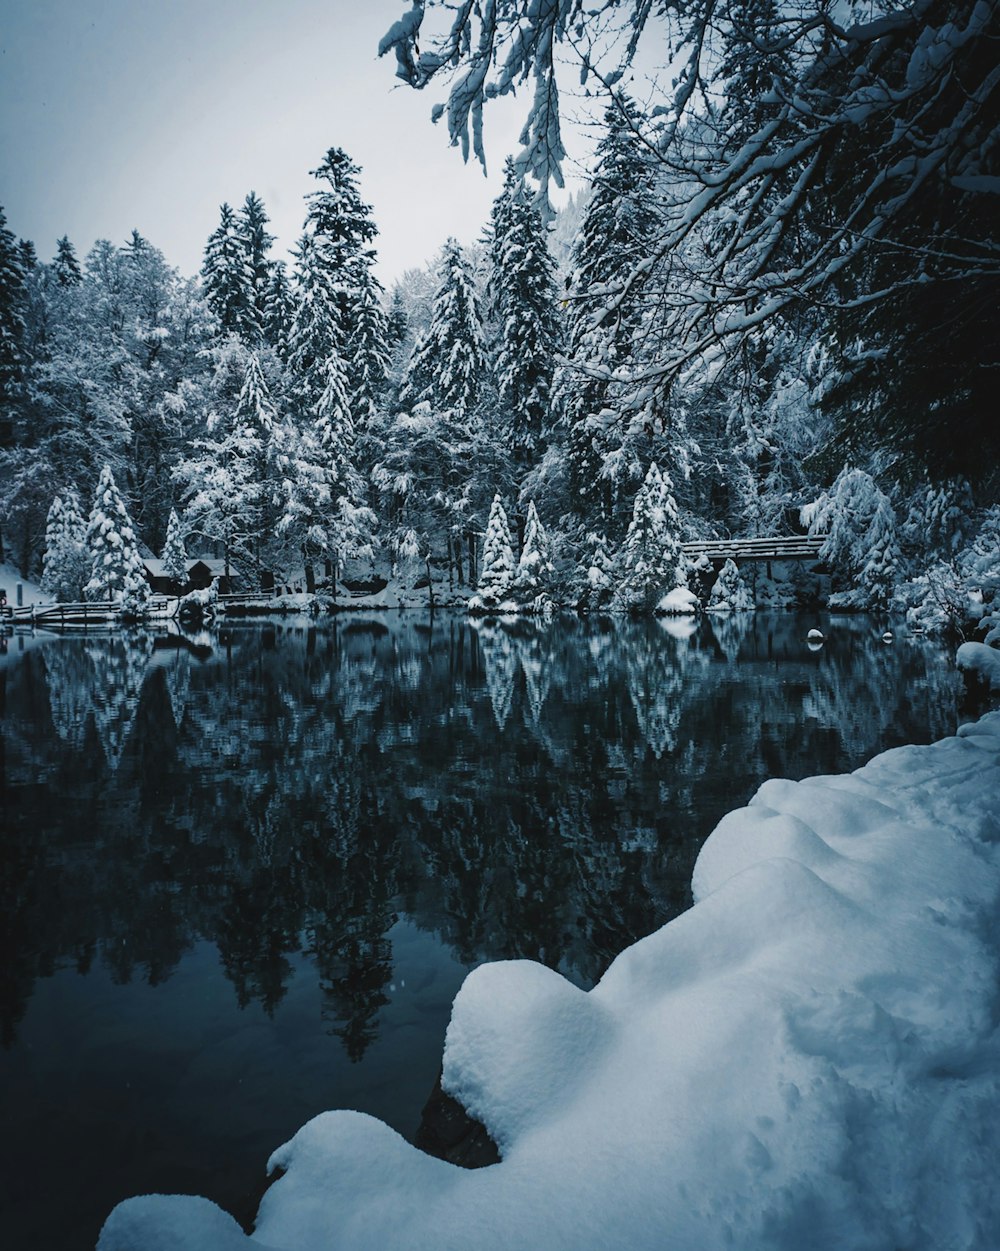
[263,260,296,359]
[401,238,485,415]
[564,100,659,529]
[52,236,83,287]
[610,462,682,613]
[237,191,275,343]
[202,203,252,337]
[347,262,390,427]
[0,204,28,404]
[488,158,561,466]
[477,493,515,606]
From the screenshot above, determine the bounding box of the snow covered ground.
[0,560,51,607]
[99,711,1000,1251]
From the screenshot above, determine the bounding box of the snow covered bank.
[99,713,1000,1251]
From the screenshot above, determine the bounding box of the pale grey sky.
[0,0,599,285]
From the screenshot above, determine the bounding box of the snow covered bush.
[706,559,753,612]
[84,465,150,618]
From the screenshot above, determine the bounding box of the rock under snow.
[98,712,1000,1251]
[654,586,700,616]
[956,641,1000,694]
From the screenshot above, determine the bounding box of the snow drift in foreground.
[99,714,1000,1251]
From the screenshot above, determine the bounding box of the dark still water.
[1,612,961,1249]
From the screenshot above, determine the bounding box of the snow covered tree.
[575,532,615,613]
[381,0,1000,479]
[160,507,188,583]
[512,499,554,602]
[263,261,296,359]
[52,236,82,287]
[477,493,515,607]
[401,239,485,415]
[610,462,683,614]
[562,100,660,529]
[287,231,344,405]
[488,158,561,465]
[84,464,150,615]
[0,204,28,404]
[347,263,390,427]
[202,203,252,337]
[237,191,274,343]
[176,346,275,583]
[41,491,89,600]
[808,467,902,610]
[707,559,753,613]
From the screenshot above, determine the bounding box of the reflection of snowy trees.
[4,613,962,1056]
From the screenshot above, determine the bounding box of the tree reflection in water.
[0,612,961,1244]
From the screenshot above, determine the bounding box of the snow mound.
[956,641,1000,694]
[98,712,1000,1251]
[654,586,700,616]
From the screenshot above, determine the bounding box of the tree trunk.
[303,548,316,595]
[426,554,435,612]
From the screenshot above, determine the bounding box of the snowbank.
[654,585,700,616]
[956,641,1000,694]
[99,713,1000,1251]
[0,560,51,606]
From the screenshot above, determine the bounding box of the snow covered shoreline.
[99,712,1000,1251]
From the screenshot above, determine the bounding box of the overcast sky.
[0,0,606,286]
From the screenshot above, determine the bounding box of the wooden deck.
[681,535,824,563]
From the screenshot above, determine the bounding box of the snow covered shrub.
[896,562,968,637]
[707,558,753,612]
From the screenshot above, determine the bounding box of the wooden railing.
[681,535,824,562]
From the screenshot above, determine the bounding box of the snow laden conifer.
[237,191,275,344]
[610,462,683,614]
[160,507,188,583]
[563,100,660,529]
[488,159,561,464]
[512,499,554,604]
[41,491,89,600]
[263,261,296,359]
[402,239,485,415]
[347,264,390,428]
[707,558,753,612]
[202,202,253,338]
[52,235,82,287]
[808,467,901,610]
[0,203,28,403]
[84,465,150,616]
[476,494,515,609]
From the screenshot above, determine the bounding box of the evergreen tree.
[347,262,390,427]
[84,464,150,615]
[512,499,554,600]
[477,493,515,607]
[0,204,28,403]
[41,492,89,600]
[808,467,902,610]
[160,507,188,582]
[386,286,408,353]
[288,231,343,403]
[52,236,83,287]
[610,462,682,613]
[489,158,561,465]
[402,239,485,414]
[263,261,296,359]
[202,203,253,337]
[563,100,660,527]
[237,191,275,342]
[707,558,753,612]
[857,495,902,613]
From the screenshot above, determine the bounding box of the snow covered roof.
[142,557,227,577]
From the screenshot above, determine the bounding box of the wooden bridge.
[1,592,279,630]
[681,535,824,563]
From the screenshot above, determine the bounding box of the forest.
[0,0,997,631]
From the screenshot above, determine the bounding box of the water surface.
[0,612,961,1248]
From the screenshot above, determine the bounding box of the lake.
[0,611,962,1249]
